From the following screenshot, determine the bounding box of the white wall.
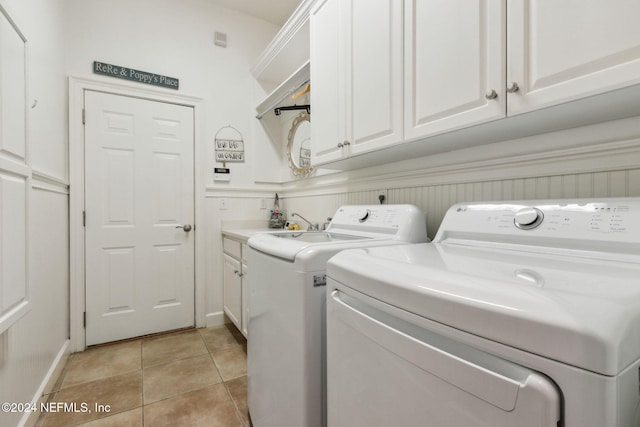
[0,1,69,426]
[63,0,280,189]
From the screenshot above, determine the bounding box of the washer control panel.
[327,205,427,243]
[437,198,639,245]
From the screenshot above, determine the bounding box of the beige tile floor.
[36,325,249,427]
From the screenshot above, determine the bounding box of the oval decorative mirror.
[287,112,312,177]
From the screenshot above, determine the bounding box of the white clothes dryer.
[326,198,640,427]
[247,204,427,427]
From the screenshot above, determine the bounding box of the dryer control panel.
[435,198,639,251]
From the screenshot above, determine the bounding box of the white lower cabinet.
[222,237,248,337]
[241,260,249,337]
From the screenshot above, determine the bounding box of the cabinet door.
[404,0,506,141]
[310,0,346,165]
[223,254,242,331]
[241,262,249,338]
[347,0,403,155]
[507,0,640,115]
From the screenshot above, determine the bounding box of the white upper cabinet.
[310,0,343,164]
[404,0,506,141]
[348,0,403,155]
[507,0,640,115]
[311,0,403,166]
[408,0,640,138]
[310,0,640,169]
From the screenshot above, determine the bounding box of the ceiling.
[210,0,303,26]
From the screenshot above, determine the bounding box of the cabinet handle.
[337,142,343,148]
[343,141,351,146]
[506,82,519,93]
[485,89,498,100]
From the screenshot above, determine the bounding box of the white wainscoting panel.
[0,172,28,333]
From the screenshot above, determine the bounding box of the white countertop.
[222,228,276,242]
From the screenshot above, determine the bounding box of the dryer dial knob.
[514,207,544,230]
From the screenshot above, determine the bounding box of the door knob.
[176,224,192,232]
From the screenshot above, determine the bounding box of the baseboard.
[205,311,227,328]
[20,340,70,427]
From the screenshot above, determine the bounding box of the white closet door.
[84,90,195,346]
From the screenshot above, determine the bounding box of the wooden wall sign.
[93,61,179,90]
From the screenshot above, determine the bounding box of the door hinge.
[82,108,86,125]
[83,311,86,328]
[83,210,86,227]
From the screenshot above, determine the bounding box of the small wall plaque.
[93,61,179,90]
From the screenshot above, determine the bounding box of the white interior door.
[84,90,195,346]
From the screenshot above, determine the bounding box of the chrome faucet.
[292,212,319,231]
[322,217,332,231]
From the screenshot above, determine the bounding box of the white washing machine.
[247,204,428,427]
[326,198,640,427]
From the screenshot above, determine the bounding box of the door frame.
[69,76,205,352]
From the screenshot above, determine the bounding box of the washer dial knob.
[514,207,544,230]
[358,209,371,223]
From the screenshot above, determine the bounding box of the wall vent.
[214,31,227,48]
